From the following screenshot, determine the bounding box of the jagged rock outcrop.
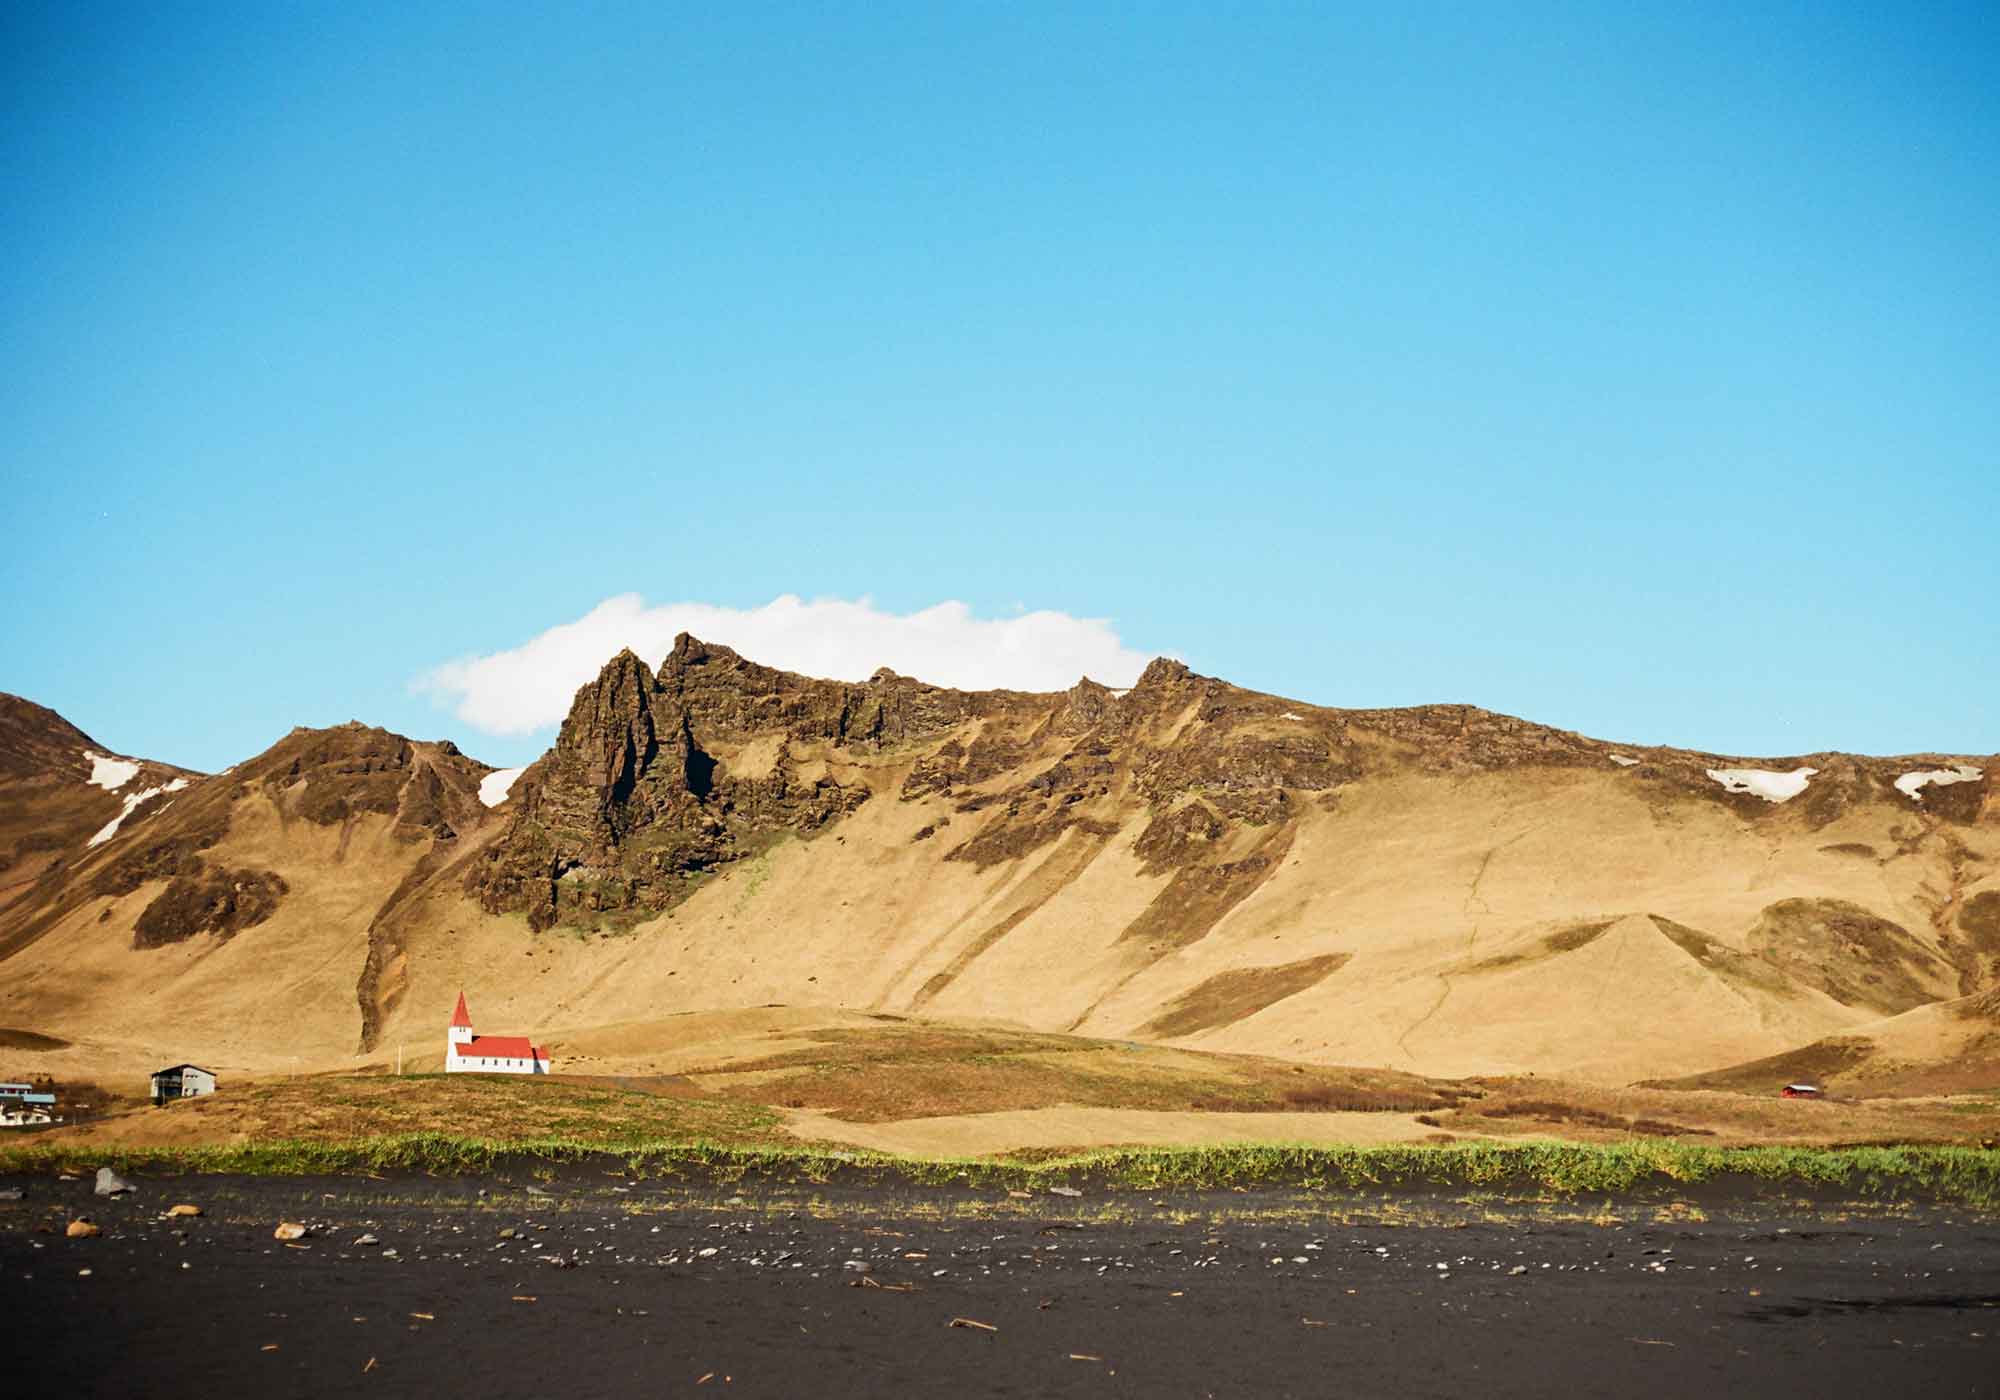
[468,636,976,931]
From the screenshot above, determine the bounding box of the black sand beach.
[4,1166,1995,1398]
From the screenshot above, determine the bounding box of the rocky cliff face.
[467,636,990,930]
[465,641,1381,937]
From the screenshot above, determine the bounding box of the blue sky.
[4,2,1994,772]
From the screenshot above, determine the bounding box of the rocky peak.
[548,648,659,805]
[0,692,104,782]
[1133,657,1193,691]
[470,638,878,931]
[1054,677,1119,736]
[598,647,657,692]
[249,722,489,839]
[659,632,745,676]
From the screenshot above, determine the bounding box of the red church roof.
[450,991,472,1028]
[453,1035,544,1061]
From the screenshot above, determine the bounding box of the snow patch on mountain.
[479,767,527,808]
[83,751,140,791]
[1706,767,1817,802]
[1894,765,1982,802]
[87,777,189,847]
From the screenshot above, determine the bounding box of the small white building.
[445,992,549,1075]
[150,1064,217,1105]
[1,1083,58,1126]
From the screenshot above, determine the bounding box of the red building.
[445,992,549,1075]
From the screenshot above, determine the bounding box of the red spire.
[450,991,472,1028]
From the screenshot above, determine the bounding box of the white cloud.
[416,594,1161,737]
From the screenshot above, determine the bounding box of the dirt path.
[781,1105,1447,1155]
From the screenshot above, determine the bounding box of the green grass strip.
[4,1136,1999,1205]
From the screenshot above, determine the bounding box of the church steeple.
[448,991,474,1050]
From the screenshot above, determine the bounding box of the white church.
[446,992,550,1075]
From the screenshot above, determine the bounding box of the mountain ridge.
[0,646,1993,1095]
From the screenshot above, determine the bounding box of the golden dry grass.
[1430,1077,2000,1148]
[678,1022,1461,1123]
[41,1072,784,1151]
[16,1015,2000,1163]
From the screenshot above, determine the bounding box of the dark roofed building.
[151,1064,217,1105]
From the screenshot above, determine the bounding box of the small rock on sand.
[166,1204,203,1218]
[67,1219,102,1238]
[94,1168,136,1197]
[273,1222,309,1241]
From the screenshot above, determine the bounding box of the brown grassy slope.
[671,1019,1463,1122]
[22,1016,1998,1159]
[1645,986,2000,1098]
[0,693,198,911]
[1429,1075,2000,1148]
[0,722,494,1075]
